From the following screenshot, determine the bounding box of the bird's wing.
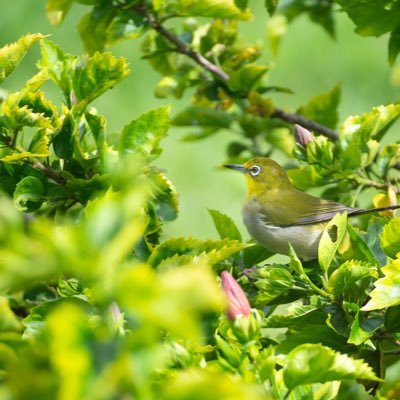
[281,202,360,226]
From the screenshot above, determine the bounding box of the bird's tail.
[349,205,400,217]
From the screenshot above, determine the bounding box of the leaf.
[234,0,248,11]
[297,84,341,130]
[252,266,294,306]
[389,23,400,66]
[327,260,377,304]
[264,302,319,328]
[208,209,242,241]
[347,224,379,265]
[53,113,75,159]
[318,213,348,273]
[381,216,400,258]
[146,167,179,221]
[0,33,45,84]
[72,52,130,110]
[348,304,383,346]
[77,8,117,54]
[265,0,278,15]
[242,242,271,267]
[46,0,74,25]
[362,259,400,311]
[38,39,76,104]
[119,106,170,160]
[29,129,51,157]
[13,176,44,212]
[148,237,250,267]
[385,305,400,332]
[340,104,400,169]
[228,64,269,93]
[283,343,380,390]
[173,106,233,129]
[165,0,252,20]
[336,0,400,37]
[107,10,148,44]
[266,15,288,56]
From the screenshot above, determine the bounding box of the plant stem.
[270,108,339,140]
[136,5,229,81]
[134,3,344,140]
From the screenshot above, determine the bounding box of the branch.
[271,108,339,140]
[135,4,341,140]
[136,5,229,81]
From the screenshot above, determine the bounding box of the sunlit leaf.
[380,216,400,258]
[119,106,170,160]
[0,33,45,84]
[13,176,44,212]
[362,259,400,311]
[283,343,380,390]
[208,209,242,241]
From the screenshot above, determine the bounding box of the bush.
[1,1,400,399]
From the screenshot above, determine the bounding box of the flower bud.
[221,271,250,321]
[294,124,314,147]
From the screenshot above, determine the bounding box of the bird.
[224,157,400,260]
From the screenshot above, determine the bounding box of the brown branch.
[134,4,343,140]
[136,4,229,81]
[271,108,339,140]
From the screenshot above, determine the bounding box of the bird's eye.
[249,165,261,176]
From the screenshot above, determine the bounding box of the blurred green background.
[0,0,398,240]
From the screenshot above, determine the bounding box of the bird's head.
[224,157,292,196]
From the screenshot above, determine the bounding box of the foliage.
[0,1,399,399]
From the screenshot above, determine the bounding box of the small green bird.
[224,157,400,260]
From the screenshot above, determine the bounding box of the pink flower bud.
[221,271,251,321]
[294,124,314,147]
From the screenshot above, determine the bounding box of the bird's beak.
[223,164,248,174]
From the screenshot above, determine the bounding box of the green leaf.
[146,167,179,221]
[347,224,379,265]
[298,84,341,130]
[318,213,347,273]
[348,304,383,346]
[13,176,44,212]
[119,106,170,160]
[148,237,250,267]
[385,305,400,332]
[264,302,318,328]
[266,15,288,56]
[0,296,21,332]
[38,39,75,101]
[72,52,130,110]
[77,8,117,54]
[0,33,45,84]
[389,23,400,66]
[46,0,74,25]
[208,209,242,241]
[362,259,400,311]
[53,113,75,159]
[29,129,51,157]
[173,106,233,129]
[327,260,377,304]
[228,64,269,93]
[234,0,248,11]
[164,0,252,20]
[336,0,400,37]
[340,104,400,169]
[381,216,400,258]
[283,343,380,390]
[265,0,278,15]
[242,242,271,267]
[252,265,294,306]
[107,10,147,44]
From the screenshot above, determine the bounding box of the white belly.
[243,210,323,260]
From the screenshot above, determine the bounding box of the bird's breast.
[242,200,324,260]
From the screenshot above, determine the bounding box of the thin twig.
[136,4,229,81]
[271,108,339,140]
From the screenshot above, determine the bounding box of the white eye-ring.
[249,165,261,176]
